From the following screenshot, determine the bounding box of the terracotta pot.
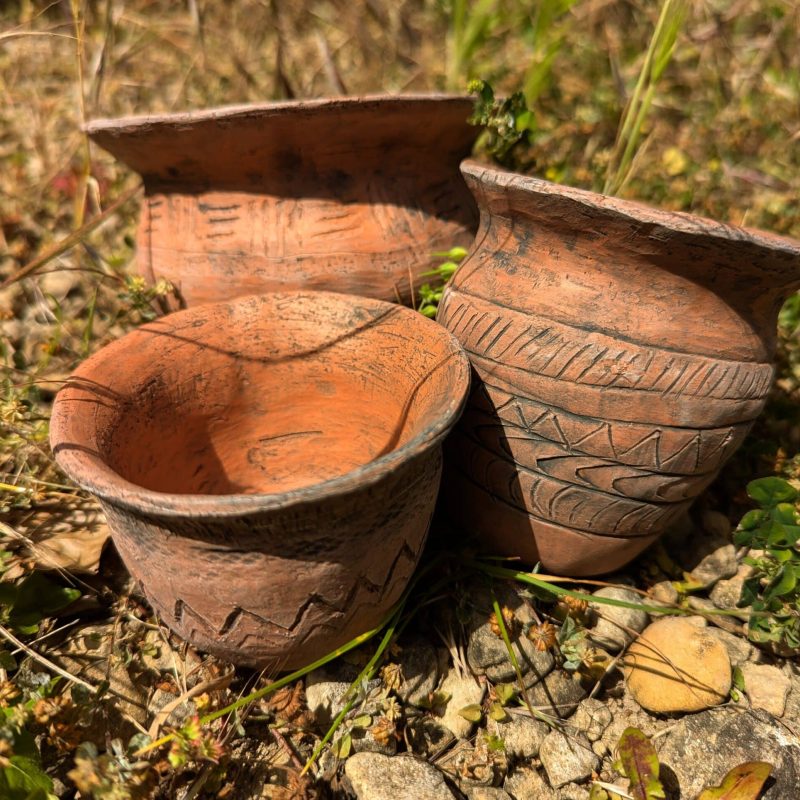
[438,160,800,576]
[87,95,478,308]
[50,291,470,668]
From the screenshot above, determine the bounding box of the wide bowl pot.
[87,95,478,308]
[51,291,470,668]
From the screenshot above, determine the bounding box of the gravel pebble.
[345,753,456,800]
[539,730,600,788]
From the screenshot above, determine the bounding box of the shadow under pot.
[50,291,470,669]
[438,159,800,576]
[87,94,478,308]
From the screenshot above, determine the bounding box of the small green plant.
[68,737,155,800]
[733,476,800,651]
[117,275,174,322]
[417,246,468,318]
[468,79,535,166]
[0,569,80,637]
[0,675,77,800]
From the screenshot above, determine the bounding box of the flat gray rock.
[438,667,486,740]
[466,584,555,683]
[504,765,556,799]
[539,730,600,788]
[682,532,738,587]
[397,638,441,706]
[305,665,380,728]
[345,753,456,800]
[487,712,549,760]
[526,669,588,718]
[572,698,613,743]
[466,788,513,800]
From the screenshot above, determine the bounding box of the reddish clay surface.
[87,95,478,308]
[438,160,800,575]
[50,291,470,668]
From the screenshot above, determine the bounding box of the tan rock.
[624,618,731,713]
[740,663,791,717]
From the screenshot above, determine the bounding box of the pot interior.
[61,293,467,498]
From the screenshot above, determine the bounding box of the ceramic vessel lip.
[461,158,800,259]
[50,291,471,520]
[85,93,474,136]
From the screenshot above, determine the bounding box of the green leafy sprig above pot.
[468,79,535,167]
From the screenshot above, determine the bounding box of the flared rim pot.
[438,160,800,575]
[49,291,471,667]
[86,95,480,307]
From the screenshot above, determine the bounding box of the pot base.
[443,471,659,575]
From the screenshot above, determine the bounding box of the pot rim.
[462,159,800,258]
[50,291,471,519]
[85,93,474,136]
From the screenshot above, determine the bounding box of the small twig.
[271,725,304,770]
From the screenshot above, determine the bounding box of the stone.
[592,740,608,758]
[559,786,592,800]
[589,587,649,653]
[526,668,588,718]
[657,707,800,799]
[648,581,679,615]
[406,716,456,758]
[709,563,754,609]
[487,712,548,760]
[683,611,709,627]
[701,509,732,539]
[39,268,81,299]
[467,584,555,684]
[783,672,800,726]
[625,618,731,713]
[438,667,486,740]
[305,665,380,728]
[466,789,513,800]
[706,627,754,667]
[740,663,791,717]
[397,639,441,707]
[539,730,600,788]
[572,698,613,743]
[504,766,556,799]
[345,753,457,800]
[683,532,738,587]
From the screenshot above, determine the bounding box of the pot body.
[51,291,471,667]
[98,448,441,669]
[88,95,478,308]
[438,161,800,575]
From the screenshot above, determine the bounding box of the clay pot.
[87,95,478,308]
[438,160,800,576]
[50,291,470,668]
